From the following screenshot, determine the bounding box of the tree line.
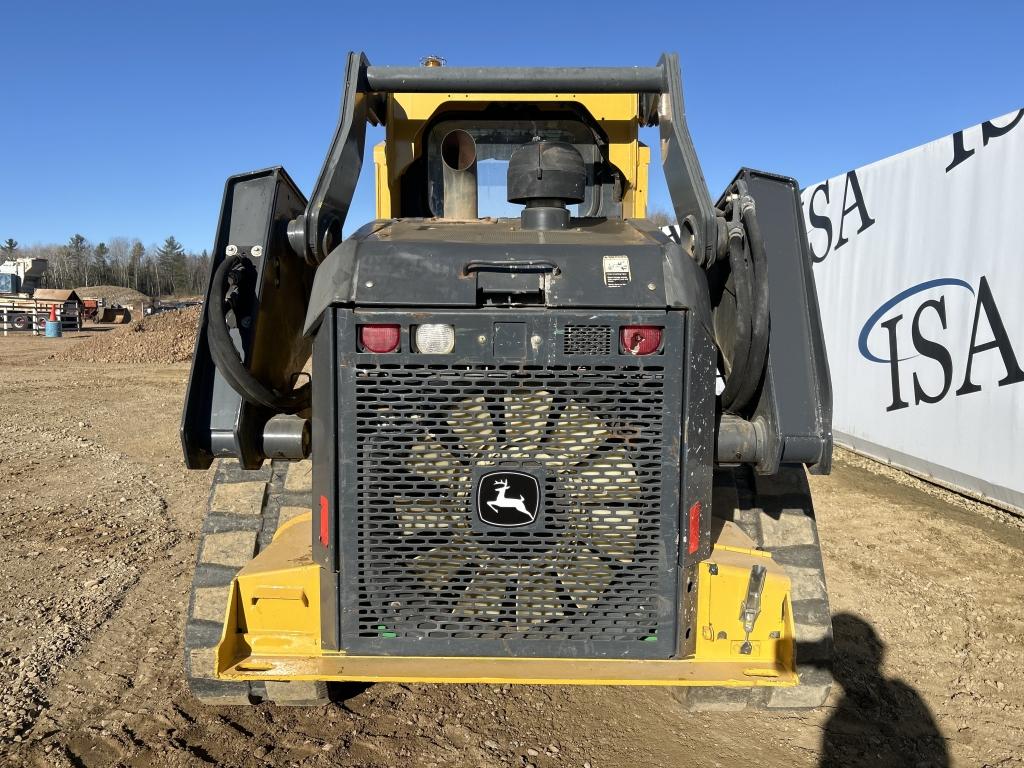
[0,210,678,298]
[1,235,210,298]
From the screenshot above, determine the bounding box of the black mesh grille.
[564,325,612,355]
[349,361,672,655]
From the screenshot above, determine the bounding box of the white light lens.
[415,324,456,354]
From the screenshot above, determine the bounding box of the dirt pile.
[55,305,202,364]
[74,285,149,306]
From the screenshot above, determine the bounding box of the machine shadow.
[818,612,949,768]
[327,681,374,705]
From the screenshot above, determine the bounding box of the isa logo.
[858,276,1024,411]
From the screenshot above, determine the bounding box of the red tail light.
[621,325,663,356]
[359,324,400,353]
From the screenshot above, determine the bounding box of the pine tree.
[65,234,91,286]
[1,239,17,260]
[156,236,187,296]
[129,240,145,292]
[92,242,109,285]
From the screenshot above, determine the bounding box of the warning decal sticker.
[603,255,632,287]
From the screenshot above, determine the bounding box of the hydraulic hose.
[731,184,771,412]
[206,255,311,413]
[717,182,770,415]
[718,203,753,410]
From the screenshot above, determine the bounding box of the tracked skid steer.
[181,53,833,710]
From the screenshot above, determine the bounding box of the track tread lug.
[185,459,318,707]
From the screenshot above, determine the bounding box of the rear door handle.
[463,260,560,276]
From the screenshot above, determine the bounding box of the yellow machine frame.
[214,512,797,687]
[373,92,649,220]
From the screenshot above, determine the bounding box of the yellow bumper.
[214,514,797,687]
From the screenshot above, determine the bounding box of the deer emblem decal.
[477,472,541,527]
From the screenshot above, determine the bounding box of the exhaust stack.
[441,129,478,219]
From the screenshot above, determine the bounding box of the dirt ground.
[0,329,1021,768]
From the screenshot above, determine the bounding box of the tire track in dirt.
[0,418,178,753]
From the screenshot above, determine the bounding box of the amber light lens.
[620,326,663,355]
[359,324,400,353]
[688,501,701,554]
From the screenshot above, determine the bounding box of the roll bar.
[289,52,715,268]
[364,66,666,94]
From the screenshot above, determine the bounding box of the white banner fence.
[801,109,1024,513]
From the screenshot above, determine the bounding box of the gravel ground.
[0,331,1021,767]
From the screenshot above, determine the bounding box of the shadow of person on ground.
[820,612,949,768]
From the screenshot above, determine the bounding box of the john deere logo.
[476,471,541,528]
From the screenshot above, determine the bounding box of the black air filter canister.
[507,140,586,230]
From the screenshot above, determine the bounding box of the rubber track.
[183,459,328,706]
[674,465,834,710]
[186,461,830,708]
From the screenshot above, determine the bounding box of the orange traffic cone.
[48,304,58,322]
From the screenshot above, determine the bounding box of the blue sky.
[1,1,1021,252]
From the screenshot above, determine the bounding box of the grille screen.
[348,360,673,656]
[564,325,613,355]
